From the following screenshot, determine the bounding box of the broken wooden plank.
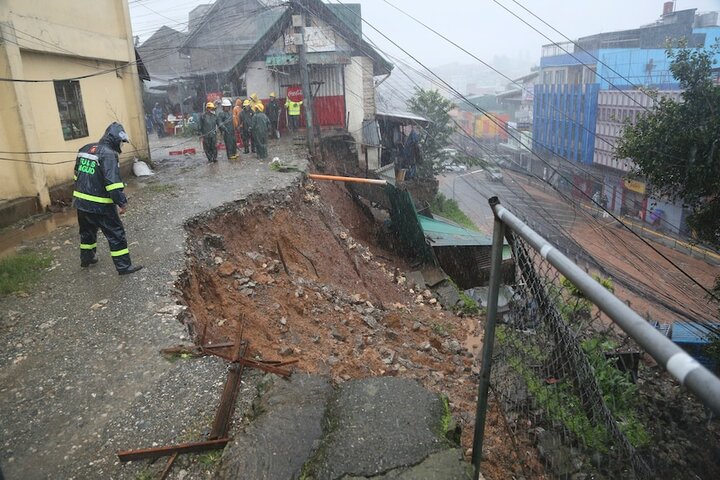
[202,342,235,350]
[159,452,178,480]
[117,438,230,462]
[208,340,248,440]
[160,345,203,356]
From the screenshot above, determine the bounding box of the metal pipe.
[471,198,505,478]
[308,173,387,185]
[491,198,720,415]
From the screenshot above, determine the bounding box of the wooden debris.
[117,438,230,462]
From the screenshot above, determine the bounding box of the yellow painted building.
[0,0,149,226]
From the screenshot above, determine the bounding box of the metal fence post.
[471,196,505,479]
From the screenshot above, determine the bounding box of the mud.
[178,177,538,479]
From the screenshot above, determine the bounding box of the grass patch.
[198,450,223,465]
[429,193,477,231]
[0,251,52,295]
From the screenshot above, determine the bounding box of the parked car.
[445,164,468,173]
[486,167,503,182]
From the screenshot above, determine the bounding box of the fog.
[131,0,720,69]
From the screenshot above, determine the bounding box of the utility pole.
[294,5,316,157]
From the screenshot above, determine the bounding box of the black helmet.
[100,122,130,152]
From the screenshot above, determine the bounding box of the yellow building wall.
[0,0,148,213]
[20,51,147,188]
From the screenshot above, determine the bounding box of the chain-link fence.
[473,198,720,480]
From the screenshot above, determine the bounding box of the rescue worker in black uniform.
[72,122,143,275]
[266,92,280,139]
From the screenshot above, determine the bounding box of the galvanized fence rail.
[472,197,720,480]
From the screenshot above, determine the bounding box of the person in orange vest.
[285,97,303,132]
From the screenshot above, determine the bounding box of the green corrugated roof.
[419,215,492,247]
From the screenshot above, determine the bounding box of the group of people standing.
[197,93,284,163]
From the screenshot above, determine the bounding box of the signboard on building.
[622,178,646,194]
[286,85,303,103]
[304,26,336,52]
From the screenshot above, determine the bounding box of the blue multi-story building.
[532,6,720,230]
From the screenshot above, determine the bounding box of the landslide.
[178,173,539,479]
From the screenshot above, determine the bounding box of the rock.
[246,251,264,262]
[405,271,426,290]
[279,346,294,356]
[434,281,462,309]
[350,294,364,304]
[214,256,224,265]
[90,299,109,310]
[331,328,346,342]
[422,289,433,299]
[412,321,422,331]
[429,298,437,305]
[218,262,236,277]
[243,269,255,277]
[279,317,287,326]
[362,315,378,329]
[328,356,340,366]
[156,304,186,316]
[203,234,224,249]
[419,341,431,352]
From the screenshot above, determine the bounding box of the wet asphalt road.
[0,135,307,479]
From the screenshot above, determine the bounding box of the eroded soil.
[179,180,543,479]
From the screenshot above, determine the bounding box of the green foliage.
[407,88,456,178]
[556,275,614,325]
[0,251,52,295]
[504,327,650,453]
[198,450,223,465]
[456,290,481,316]
[429,193,477,231]
[616,42,720,248]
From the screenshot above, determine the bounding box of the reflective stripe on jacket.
[72,144,127,214]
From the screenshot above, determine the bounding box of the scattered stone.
[156,304,185,316]
[406,271,426,290]
[331,328,346,342]
[90,299,109,310]
[214,256,224,265]
[350,294,364,304]
[328,356,340,367]
[203,234,225,249]
[279,346,294,356]
[279,317,287,326]
[419,341,431,352]
[412,321,422,331]
[218,262,236,277]
[362,315,378,330]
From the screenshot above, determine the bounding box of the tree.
[407,88,456,178]
[616,43,720,247]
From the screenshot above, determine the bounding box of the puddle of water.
[0,209,77,258]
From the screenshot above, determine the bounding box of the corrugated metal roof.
[376,110,430,125]
[672,321,719,344]
[419,215,492,247]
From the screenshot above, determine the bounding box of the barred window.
[54,80,88,141]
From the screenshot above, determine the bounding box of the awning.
[419,215,492,247]
[376,110,430,126]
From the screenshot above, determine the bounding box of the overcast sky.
[130,0,720,68]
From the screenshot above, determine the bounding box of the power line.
[326,0,719,303]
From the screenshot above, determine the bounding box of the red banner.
[286,85,304,103]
